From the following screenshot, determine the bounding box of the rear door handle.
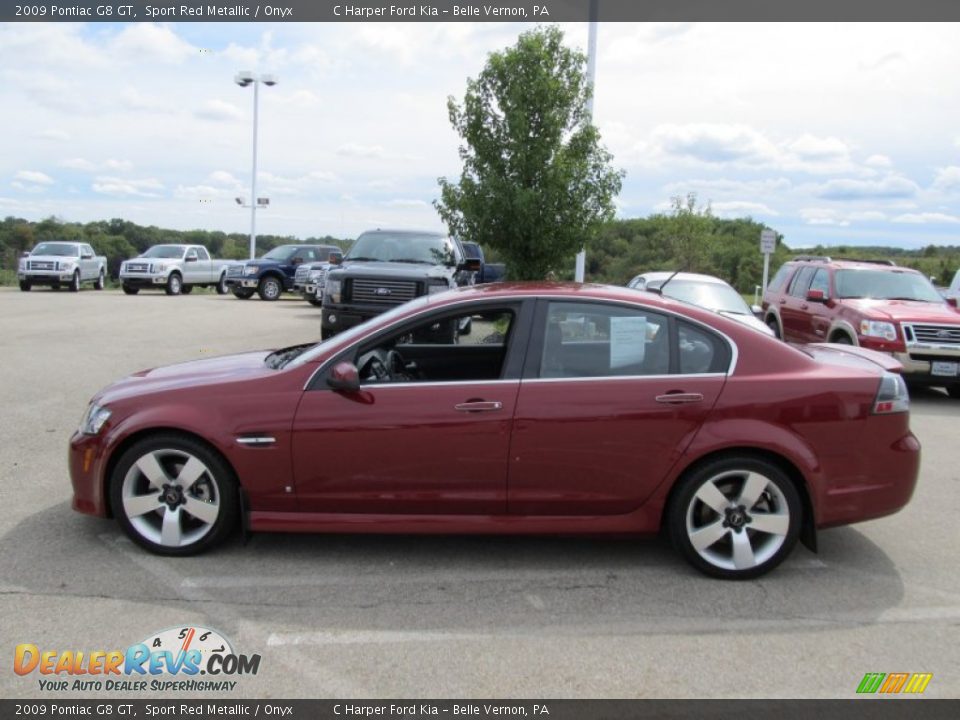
[455,401,503,413]
[655,393,704,405]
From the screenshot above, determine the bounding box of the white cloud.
[932,166,960,192]
[35,129,69,141]
[195,99,243,122]
[175,184,234,200]
[62,158,133,173]
[337,143,387,159]
[711,201,779,218]
[15,170,54,185]
[815,176,919,200]
[384,199,431,208]
[110,24,195,64]
[787,135,850,161]
[92,176,164,198]
[650,123,779,165]
[893,212,960,224]
[208,171,242,187]
[865,154,893,168]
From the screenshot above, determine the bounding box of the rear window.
[767,264,793,293]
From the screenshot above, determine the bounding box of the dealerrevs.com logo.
[14,626,261,693]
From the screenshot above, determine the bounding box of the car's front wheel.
[69,271,81,293]
[215,274,228,295]
[19,281,31,292]
[165,273,183,296]
[232,288,254,299]
[122,284,139,295]
[110,434,238,556]
[668,456,801,579]
[258,276,282,301]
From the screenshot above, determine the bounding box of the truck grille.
[903,324,960,346]
[29,261,55,271]
[226,265,244,278]
[294,266,311,283]
[126,262,150,273]
[349,278,420,306]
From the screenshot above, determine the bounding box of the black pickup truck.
[320,229,479,340]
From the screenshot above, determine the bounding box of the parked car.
[119,244,235,296]
[628,271,773,336]
[293,260,337,307]
[321,229,480,340]
[461,241,506,284]
[225,244,342,301]
[69,283,919,579]
[762,256,960,397]
[18,241,106,292]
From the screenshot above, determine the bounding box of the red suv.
[762,256,960,397]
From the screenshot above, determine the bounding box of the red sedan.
[69,283,920,579]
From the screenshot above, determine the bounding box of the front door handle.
[655,392,704,405]
[455,400,503,413]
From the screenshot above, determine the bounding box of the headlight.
[428,283,450,295]
[859,320,897,342]
[79,404,111,435]
[326,279,342,303]
[59,261,76,271]
[155,263,169,272]
[244,265,259,276]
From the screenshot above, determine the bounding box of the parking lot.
[1,286,959,699]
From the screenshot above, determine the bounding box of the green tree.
[435,26,623,280]
[655,193,714,272]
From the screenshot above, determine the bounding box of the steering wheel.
[358,349,391,382]
[386,349,407,376]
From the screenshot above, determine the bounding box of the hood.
[799,343,902,374]
[333,260,451,281]
[94,351,273,405]
[840,298,960,323]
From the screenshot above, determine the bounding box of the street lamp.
[235,71,278,259]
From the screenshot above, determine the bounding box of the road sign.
[760,229,776,254]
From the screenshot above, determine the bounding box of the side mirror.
[291,257,303,265]
[806,289,827,303]
[947,297,958,309]
[185,255,198,263]
[81,252,93,260]
[330,255,343,265]
[461,258,482,273]
[21,251,30,258]
[327,361,360,392]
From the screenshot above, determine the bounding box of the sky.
[1,21,959,249]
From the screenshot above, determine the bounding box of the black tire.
[947,385,960,399]
[215,274,228,295]
[667,455,802,580]
[180,285,194,295]
[109,433,239,556]
[258,276,283,301]
[122,284,139,296]
[69,271,80,293]
[94,269,105,290]
[831,334,853,345]
[165,273,182,296]
[307,293,323,307]
[765,316,781,339]
[232,288,254,300]
[19,281,31,292]
[52,283,60,291]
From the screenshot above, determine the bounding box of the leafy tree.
[435,26,624,280]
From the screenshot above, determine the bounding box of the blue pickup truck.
[461,242,506,284]
[225,244,343,301]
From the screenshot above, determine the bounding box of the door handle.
[454,401,503,413]
[655,392,704,405]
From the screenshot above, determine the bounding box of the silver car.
[628,271,774,336]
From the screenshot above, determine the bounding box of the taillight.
[873,372,909,414]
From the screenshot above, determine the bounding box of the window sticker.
[610,316,647,368]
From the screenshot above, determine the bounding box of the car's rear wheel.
[110,434,238,556]
[165,273,182,296]
[668,456,801,579]
[69,271,80,292]
[215,274,228,295]
[765,316,781,339]
[19,281,31,292]
[258,276,282,301]
[122,284,139,295]
[94,269,105,290]
[232,288,254,300]
[181,285,194,295]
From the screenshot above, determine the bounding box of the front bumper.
[226,278,260,289]
[120,273,169,287]
[69,431,110,517]
[19,271,76,284]
[892,350,960,385]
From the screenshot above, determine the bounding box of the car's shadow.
[907,384,957,416]
[1,502,905,635]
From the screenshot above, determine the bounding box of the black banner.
[1,701,960,720]
[4,0,960,23]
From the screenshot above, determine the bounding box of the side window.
[196,247,210,261]
[185,248,198,261]
[303,248,318,262]
[356,308,515,384]
[678,322,729,374]
[767,265,792,293]
[808,268,830,297]
[81,244,94,257]
[788,266,816,298]
[539,302,670,379]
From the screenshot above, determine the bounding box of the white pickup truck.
[119,244,237,296]
[18,241,107,292]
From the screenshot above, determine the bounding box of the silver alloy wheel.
[95,270,105,290]
[261,277,281,300]
[121,448,221,548]
[168,274,182,295]
[684,469,791,572]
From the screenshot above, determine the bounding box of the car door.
[779,266,816,341]
[805,268,833,342]
[290,300,533,515]
[507,299,729,516]
[193,246,214,283]
[80,244,96,280]
[182,247,201,284]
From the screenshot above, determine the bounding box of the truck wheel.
[69,271,81,293]
[215,274,228,295]
[19,281,31,292]
[165,273,183,296]
[94,269,105,290]
[947,385,960,399]
[258,276,282,301]
[122,284,139,296]
[181,285,194,295]
[232,288,254,300]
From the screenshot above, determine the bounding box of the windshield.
[260,245,299,261]
[656,279,752,314]
[142,245,186,259]
[31,242,79,257]
[835,270,943,302]
[345,231,456,265]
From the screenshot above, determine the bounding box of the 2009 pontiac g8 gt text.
[69,283,920,579]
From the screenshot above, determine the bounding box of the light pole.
[235,71,277,260]
[574,0,598,282]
